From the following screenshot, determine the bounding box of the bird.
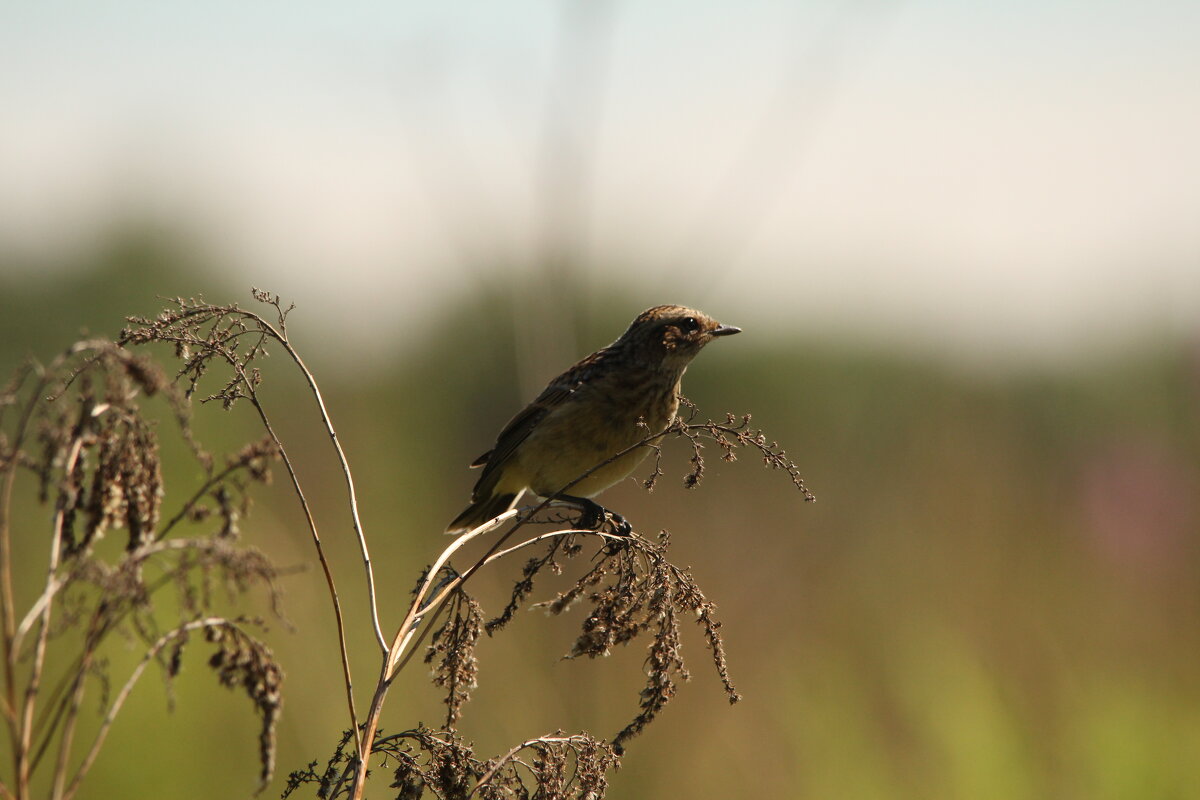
[446,305,740,535]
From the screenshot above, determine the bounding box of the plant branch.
[123,296,369,752]
[61,617,236,800]
[2,361,45,774]
[464,735,593,799]
[244,395,361,751]
[386,527,606,698]
[50,609,109,800]
[154,457,249,542]
[269,329,384,651]
[19,407,91,797]
[226,294,386,651]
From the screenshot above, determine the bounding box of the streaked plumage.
[446,305,740,534]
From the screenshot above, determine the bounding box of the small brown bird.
[446,305,740,534]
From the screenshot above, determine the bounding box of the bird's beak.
[711,324,741,337]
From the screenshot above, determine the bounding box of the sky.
[2,0,1199,363]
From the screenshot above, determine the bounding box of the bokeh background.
[3,1,1199,797]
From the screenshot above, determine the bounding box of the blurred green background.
[3,2,1199,798]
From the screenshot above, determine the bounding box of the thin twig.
[234,295,385,651]
[2,361,45,760]
[270,332,385,651]
[22,417,89,797]
[123,297,371,755]
[351,519,623,797]
[154,457,249,541]
[465,735,590,799]
[349,510,515,800]
[61,617,235,800]
[482,527,594,564]
[244,395,361,752]
[50,609,107,800]
[384,510,518,678]
[385,528,602,684]
[27,538,254,776]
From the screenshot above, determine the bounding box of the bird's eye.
[680,317,699,332]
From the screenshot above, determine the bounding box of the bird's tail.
[445,493,519,535]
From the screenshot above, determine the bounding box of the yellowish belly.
[513,392,674,498]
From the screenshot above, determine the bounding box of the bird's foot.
[581,504,632,556]
[573,498,604,530]
[603,510,633,537]
[562,496,632,538]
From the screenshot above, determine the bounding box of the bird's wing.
[473,384,577,470]
[469,350,606,498]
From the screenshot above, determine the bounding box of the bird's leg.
[557,495,633,537]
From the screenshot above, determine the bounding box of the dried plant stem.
[3,331,294,798]
[60,618,232,800]
[386,510,516,678]
[12,579,63,650]
[350,518,624,799]
[347,511,518,799]
[2,366,43,636]
[216,300,386,650]
[392,527,605,686]
[50,615,103,800]
[154,457,249,541]
[270,336,385,651]
[465,735,593,799]
[168,301,371,753]
[126,297,392,754]
[30,590,141,775]
[1,363,44,800]
[19,418,88,797]
[25,536,274,782]
[245,398,362,751]
[352,519,506,797]
[483,528,590,564]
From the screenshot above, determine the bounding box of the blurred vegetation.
[2,227,1197,799]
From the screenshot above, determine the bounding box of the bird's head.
[617,305,741,370]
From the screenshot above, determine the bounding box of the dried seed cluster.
[424,591,484,727]
[284,726,618,800]
[206,622,284,792]
[2,334,287,798]
[120,291,291,409]
[531,530,740,751]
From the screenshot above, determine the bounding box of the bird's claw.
[574,501,632,537]
[605,511,632,537]
[594,509,633,560]
[575,503,602,531]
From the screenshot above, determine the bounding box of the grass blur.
[2,229,1197,799]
